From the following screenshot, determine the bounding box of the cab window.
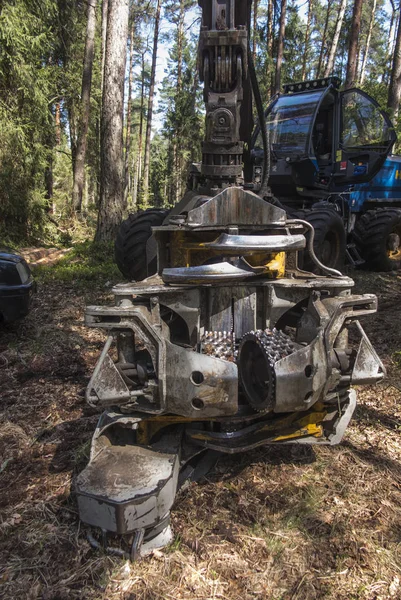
[341,91,394,150]
[266,91,324,157]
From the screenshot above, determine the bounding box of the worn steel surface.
[76,0,385,556]
[186,187,286,227]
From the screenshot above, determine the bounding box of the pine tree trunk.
[359,0,376,85]
[175,1,185,204]
[55,102,61,146]
[388,0,401,119]
[268,0,275,95]
[68,101,77,170]
[177,1,184,91]
[133,51,146,208]
[72,0,97,214]
[317,0,332,77]
[267,0,273,55]
[385,1,397,83]
[324,0,347,77]
[101,0,108,95]
[124,24,134,209]
[301,0,313,80]
[142,0,162,208]
[345,0,363,89]
[253,0,258,62]
[95,0,129,242]
[274,0,287,95]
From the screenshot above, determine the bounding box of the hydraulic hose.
[247,44,270,195]
[287,219,343,278]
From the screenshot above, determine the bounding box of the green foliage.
[282,1,305,83]
[33,241,120,285]
[0,0,57,242]
[158,8,203,207]
[0,0,400,245]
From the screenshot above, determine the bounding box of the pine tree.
[274,0,287,94]
[72,0,98,214]
[95,0,129,241]
[324,0,347,77]
[388,0,401,118]
[345,0,363,88]
[142,0,162,207]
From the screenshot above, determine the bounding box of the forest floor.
[1,251,401,600]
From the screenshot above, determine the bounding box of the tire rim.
[386,230,401,261]
[320,231,338,267]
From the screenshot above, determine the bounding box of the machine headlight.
[16,261,30,284]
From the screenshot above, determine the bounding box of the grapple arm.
[197,0,253,190]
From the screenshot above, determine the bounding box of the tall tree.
[124,23,135,207]
[101,0,108,95]
[316,0,331,77]
[132,50,149,207]
[142,0,162,207]
[301,0,314,80]
[359,0,377,84]
[388,0,401,118]
[72,0,98,214]
[95,0,129,242]
[253,0,259,62]
[274,0,287,94]
[324,0,347,77]
[345,0,363,88]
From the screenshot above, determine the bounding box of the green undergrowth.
[32,241,121,287]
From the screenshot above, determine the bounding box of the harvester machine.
[76,0,384,559]
[252,76,401,272]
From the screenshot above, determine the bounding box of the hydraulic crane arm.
[197,0,253,191]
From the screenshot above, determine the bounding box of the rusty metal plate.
[186,187,286,227]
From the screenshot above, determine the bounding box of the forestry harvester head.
[75,0,384,559]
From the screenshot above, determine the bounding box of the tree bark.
[345,0,363,89]
[177,1,185,91]
[175,0,185,203]
[359,0,376,85]
[324,0,346,77]
[142,0,162,208]
[267,0,273,55]
[132,51,146,209]
[317,0,332,78]
[72,0,97,214]
[388,0,401,119]
[101,0,108,95]
[55,102,61,146]
[95,0,129,242]
[68,101,77,170]
[301,0,313,80]
[274,0,287,95]
[253,0,258,62]
[124,24,134,208]
[385,1,397,83]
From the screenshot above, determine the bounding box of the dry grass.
[1,267,401,599]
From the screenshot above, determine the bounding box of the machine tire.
[292,207,346,273]
[115,209,169,281]
[354,208,401,272]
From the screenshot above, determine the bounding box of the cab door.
[335,89,396,185]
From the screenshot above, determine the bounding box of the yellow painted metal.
[273,423,323,442]
[169,231,286,278]
[136,407,327,446]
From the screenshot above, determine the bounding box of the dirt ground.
[1,267,401,600]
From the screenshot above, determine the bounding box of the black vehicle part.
[115,209,169,281]
[238,329,295,413]
[247,42,270,195]
[293,207,346,272]
[354,208,401,271]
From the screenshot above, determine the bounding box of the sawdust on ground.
[0,269,401,600]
